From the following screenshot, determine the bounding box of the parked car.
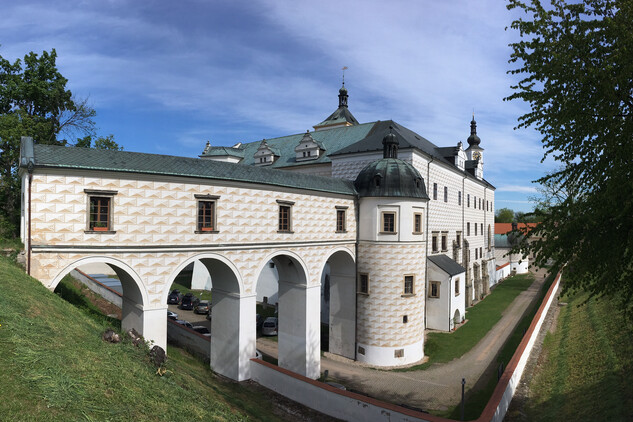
[174,319,193,329]
[167,289,183,305]
[167,310,178,320]
[192,325,211,337]
[194,300,210,314]
[261,317,278,336]
[180,293,199,310]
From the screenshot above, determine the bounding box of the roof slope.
[428,254,466,276]
[227,122,376,168]
[26,142,357,196]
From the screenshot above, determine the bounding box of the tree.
[0,48,97,238]
[495,207,515,223]
[74,134,123,151]
[506,0,633,315]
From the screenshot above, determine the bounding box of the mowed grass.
[524,289,633,421]
[0,256,286,422]
[397,272,536,371]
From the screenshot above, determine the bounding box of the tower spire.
[338,68,349,108]
[467,114,481,146]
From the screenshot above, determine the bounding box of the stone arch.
[51,256,148,306]
[49,256,163,350]
[318,247,356,359]
[255,250,319,378]
[453,309,462,327]
[161,253,244,303]
[166,253,251,381]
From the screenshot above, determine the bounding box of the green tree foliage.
[74,134,122,151]
[506,0,633,314]
[0,48,97,238]
[495,207,515,223]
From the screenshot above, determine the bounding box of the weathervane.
[342,66,348,85]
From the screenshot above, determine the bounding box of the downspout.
[424,156,434,326]
[27,164,33,276]
[448,275,452,330]
[354,194,360,361]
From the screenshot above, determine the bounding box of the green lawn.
[520,289,633,421]
[0,256,289,421]
[396,272,536,372]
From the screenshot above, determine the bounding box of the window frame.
[454,277,460,296]
[429,281,440,298]
[467,222,471,236]
[403,274,415,296]
[458,191,462,206]
[413,212,423,234]
[433,183,438,200]
[277,200,295,233]
[443,186,448,202]
[456,231,462,248]
[432,231,439,253]
[358,273,369,295]
[335,206,348,233]
[441,231,448,252]
[85,189,117,233]
[195,194,220,233]
[380,211,397,234]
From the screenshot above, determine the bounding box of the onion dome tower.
[353,128,429,367]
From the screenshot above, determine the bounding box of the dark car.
[192,325,211,337]
[180,293,199,310]
[167,289,183,305]
[194,300,210,314]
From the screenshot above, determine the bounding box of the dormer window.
[254,140,278,166]
[374,174,382,187]
[295,131,323,162]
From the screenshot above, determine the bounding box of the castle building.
[20,84,496,374]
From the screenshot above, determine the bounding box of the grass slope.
[524,290,633,421]
[0,256,287,422]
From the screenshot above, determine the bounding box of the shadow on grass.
[55,277,121,329]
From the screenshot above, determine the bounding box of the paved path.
[257,268,548,413]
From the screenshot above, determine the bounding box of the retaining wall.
[251,272,562,422]
[71,269,123,308]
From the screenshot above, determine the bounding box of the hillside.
[0,256,311,421]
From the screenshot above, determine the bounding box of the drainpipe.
[27,164,33,276]
[448,275,452,330]
[424,156,434,327]
[354,195,360,361]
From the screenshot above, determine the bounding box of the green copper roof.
[25,141,357,196]
[200,146,245,158]
[211,122,376,168]
[354,158,429,199]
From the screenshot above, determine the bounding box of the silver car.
[261,317,278,336]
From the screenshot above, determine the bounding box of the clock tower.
[465,116,484,179]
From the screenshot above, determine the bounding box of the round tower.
[353,128,430,366]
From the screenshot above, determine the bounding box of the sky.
[1,0,556,213]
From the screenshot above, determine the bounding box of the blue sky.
[1,0,554,213]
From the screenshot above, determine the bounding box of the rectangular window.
[197,201,215,231]
[441,231,448,252]
[85,189,117,233]
[358,273,369,294]
[429,281,440,298]
[481,223,483,235]
[467,222,470,236]
[432,232,439,253]
[458,191,462,206]
[455,278,460,296]
[475,223,478,236]
[394,349,404,358]
[381,211,396,233]
[475,248,478,260]
[89,196,111,231]
[277,200,294,232]
[413,212,423,234]
[456,231,462,248]
[433,183,437,200]
[444,186,448,202]
[474,196,477,208]
[479,198,482,209]
[404,275,414,295]
[467,194,470,207]
[480,247,483,257]
[336,207,347,232]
